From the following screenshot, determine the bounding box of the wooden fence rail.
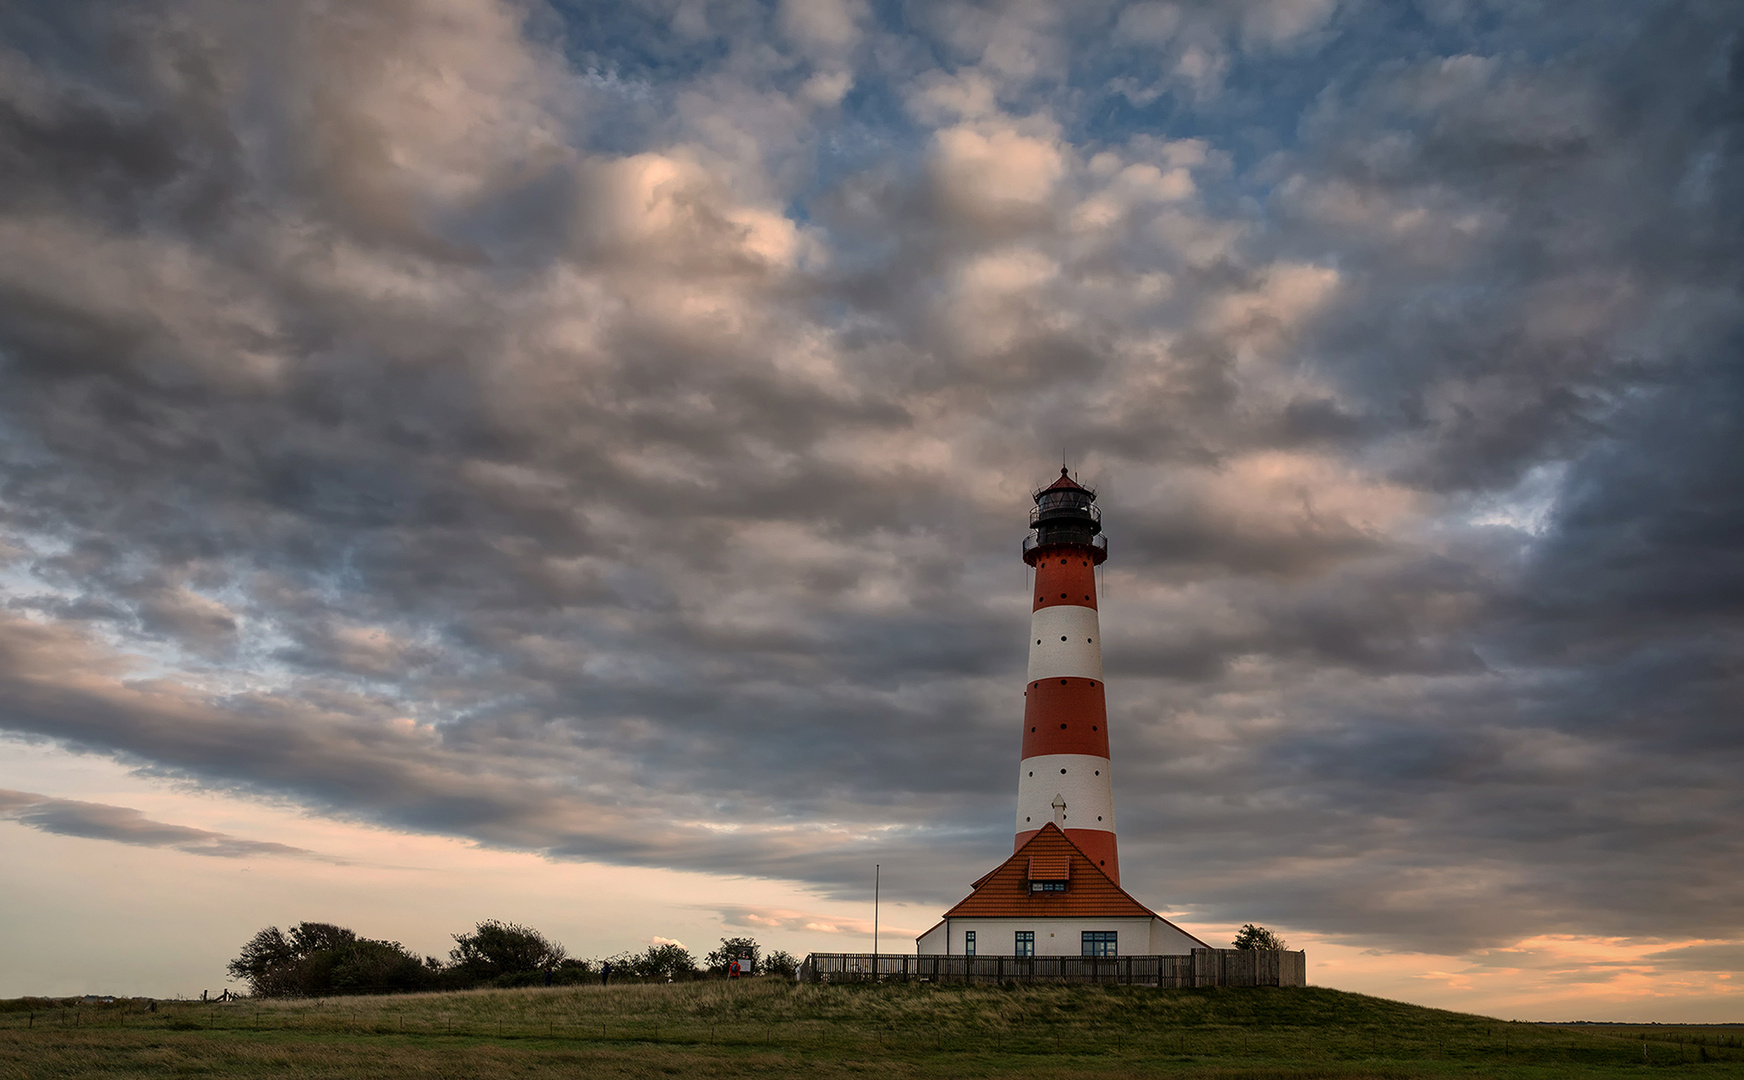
[801,949,1304,988]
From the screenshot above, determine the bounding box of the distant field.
[2,979,1739,1078]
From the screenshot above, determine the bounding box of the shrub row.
[227,922,798,997]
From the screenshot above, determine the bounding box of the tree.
[227,922,432,997]
[326,938,430,993]
[631,943,696,981]
[1231,924,1287,950]
[289,922,357,955]
[762,950,801,979]
[704,937,760,976]
[228,926,300,997]
[448,920,567,980]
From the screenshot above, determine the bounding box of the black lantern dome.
[1023,467,1108,566]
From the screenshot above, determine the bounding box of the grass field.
[2,978,1739,1078]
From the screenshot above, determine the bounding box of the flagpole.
[873,864,880,975]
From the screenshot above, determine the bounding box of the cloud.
[0,788,342,862]
[905,69,1001,126]
[1116,3,1183,45]
[778,0,866,55]
[929,123,1065,230]
[1640,944,1744,973]
[712,905,888,937]
[1238,0,1338,49]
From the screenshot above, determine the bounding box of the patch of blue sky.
[785,83,928,228]
[1061,8,1464,173]
[0,5,115,83]
[543,0,732,82]
[1465,460,1568,536]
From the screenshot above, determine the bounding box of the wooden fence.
[801,948,1305,988]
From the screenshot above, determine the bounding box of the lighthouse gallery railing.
[1022,532,1107,559]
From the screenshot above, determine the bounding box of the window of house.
[1015,931,1034,957]
[1029,881,1068,892]
[964,930,976,957]
[1081,931,1117,957]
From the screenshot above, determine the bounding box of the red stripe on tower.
[1015,467,1118,884]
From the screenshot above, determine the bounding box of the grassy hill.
[2,978,1739,1078]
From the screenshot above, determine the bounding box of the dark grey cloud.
[0,0,1740,962]
[0,788,341,861]
[1641,944,1744,973]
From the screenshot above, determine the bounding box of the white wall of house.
[918,917,1184,956]
[915,921,946,954]
[1148,917,1204,954]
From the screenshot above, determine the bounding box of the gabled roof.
[941,824,1169,921]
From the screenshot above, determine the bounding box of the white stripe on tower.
[1026,605,1103,681]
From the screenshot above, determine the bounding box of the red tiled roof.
[941,824,1158,920]
[1027,854,1070,881]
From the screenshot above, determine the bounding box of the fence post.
[1191,948,1213,988]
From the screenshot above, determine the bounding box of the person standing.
[600,960,613,987]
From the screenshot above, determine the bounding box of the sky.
[0,0,1740,1022]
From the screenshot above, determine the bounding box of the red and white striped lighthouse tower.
[1015,468,1118,883]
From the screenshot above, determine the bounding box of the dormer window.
[1025,853,1070,893]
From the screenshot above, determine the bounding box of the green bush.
[448,921,567,981]
[630,943,697,981]
[227,922,437,997]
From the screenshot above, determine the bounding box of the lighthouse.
[1016,468,1117,882]
[915,469,1206,959]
